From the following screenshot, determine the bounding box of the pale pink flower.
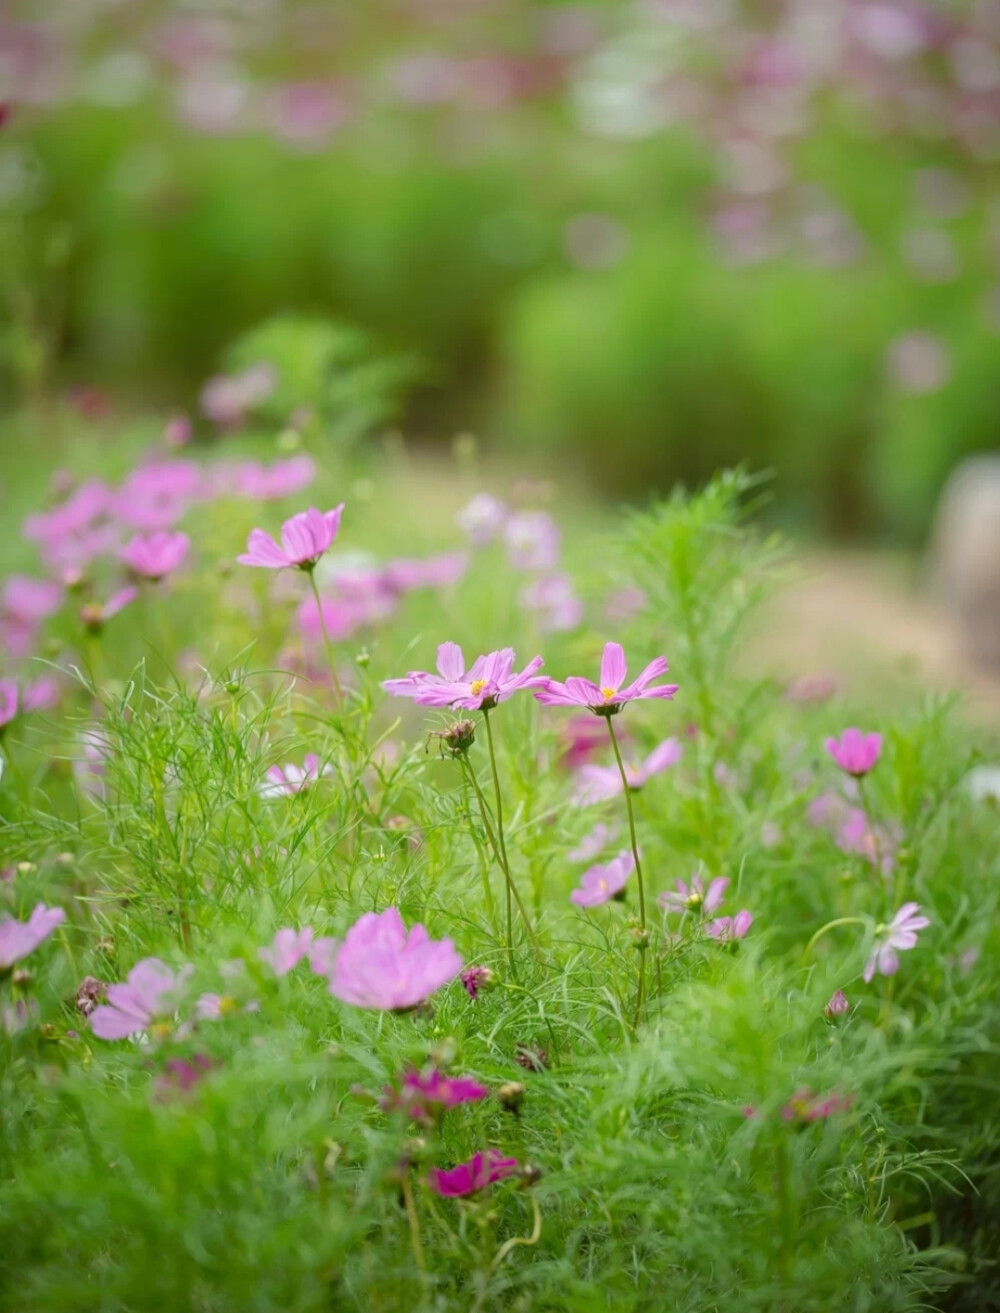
[259,754,333,799]
[384,642,544,711]
[659,874,729,916]
[200,363,275,427]
[0,903,65,969]
[825,728,882,777]
[570,851,634,907]
[560,715,618,770]
[233,454,316,500]
[238,506,345,571]
[163,413,192,448]
[567,821,619,863]
[781,1088,855,1124]
[0,678,59,729]
[382,553,467,594]
[519,574,583,633]
[572,737,683,804]
[90,958,186,1039]
[504,511,560,571]
[604,586,646,622]
[327,907,462,1011]
[536,641,678,715]
[1,575,63,656]
[428,1149,520,1197]
[121,530,190,580]
[706,910,753,942]
[258,926,315,975]
[863,903,930,982]
[456,493,507,545]
[784,672,840,704]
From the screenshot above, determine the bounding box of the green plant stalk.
[306,568,343,712]
[606,715,646,1025]
[482,708,542,962]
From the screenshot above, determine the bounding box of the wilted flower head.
[570,850,634,907]
[428,1149,520,1197]
[327,907,462,1011]
[259,754,333,799]
[90,958,188,1039]
[239,505,345,571]
[384,642,544,711]
[75,975,105,1017]
[572,737,683,805]
[258,926,315,975]
[659,873,729,916]
[863,903,930,982]
[0,903,65,970]
[536,641,678,716]
[121,530,190,581]
[706,910,753,942]
[825,728,882,778]
[457,493,507,545]
[460,965,494,999]
[504,511,560,571]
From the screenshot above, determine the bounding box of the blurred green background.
[2,0,998,541]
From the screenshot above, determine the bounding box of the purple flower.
[383,642,544,711]
[90,958,186,1039]
[659,873,729,916]
[121,530,190,581]
[428,1149,520,1198]
[460,965,494,999]
[570,851,634,907]
[384,1067,489,1121]
[535,641,678,716]
[237,506,345,571]
[519,573,583,633]
[382,553,467,594]
[80,586,138,633]
[706,910,753,942]
[258,927,315,975]
[825,728,883,778]
[1,575,63,656]
[234,454,316,500]
[0,903,65,969]
[863,903,930,982]
[457,493,507,545]
[567,821,619,863]
[572,737,683,804]
[327,907,462,1011]
[504,511,560,571]
[259,754,333,799]
[604,586,646,623]
[115,460,201,531]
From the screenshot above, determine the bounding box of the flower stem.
[482,708,543,963]
[400,1170,426,1274]
[306,569,343,712]
[802,916,866,960]
[606,715,646,1026]
[460,765,498,931]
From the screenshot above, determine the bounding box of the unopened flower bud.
[498,1081,526,1114]
[460,965,494,999]
[79,602,105,633]
[824,989,849,1020]
[75,976,105,1018]
[631,926,651,951]
[16,861,36,876]
[430,719,477,758]
[355,650,371,668]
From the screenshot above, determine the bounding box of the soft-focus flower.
[825,728,882,777]
[75,976,105,1017]
[200,363,275,427]
[238,506,345,571]
[163,413,192,448]
[258,926,315,975]
[706,910,753,942]
[567,821,619,863]
[383,1067,489,1120]
[383,553,468,594]
[504,511,560,571]
[80,586,138,634]
[559,714,618,771]
[457,493,507,545]
[115,461,201,531]
[604,586,646,622]
[90,958,186,1039]
[1,575,63,656]
[0,678,59,729]
[121,530,190,580]
[233,454,316,500]
[193,992,242,1020]
[158,1053,213,1095]
[570,851,634,907]
[428,1149,520,1197]
[824,989,849,1019]
[863,903,930,982]
[0,903,65,970]
[259,754,333,799]
[536,641,678,716]
[519,574,583,633]
[460,965,494,999]
[659,873,729,916]
[784,672,840,705]
[384,642,544,711]
[781,1087,855,1124]
[572,737,683,804]
[327,907,462,1011]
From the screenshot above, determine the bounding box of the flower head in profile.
[90,958,188,1039]
[863,903,929,982]
[706,910,753,942]
[237,505,345,571]
[383,1067,489,1122]
[570,851,634,907]
[536,642,678,716]
[258,926,315,975]
[659,873,729,916]
[121,530,190,581]
[572,738,683,805]
[0,903,65,970]
[428,1149,520,1198]
[327,907,462,1011]
[825,728,882,778]
[383,642,544,711]
[259,754,333,799]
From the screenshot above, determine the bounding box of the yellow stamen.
[470,679,488,695]
[600,686,617,700]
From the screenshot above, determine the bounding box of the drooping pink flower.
[504,511,560,571]
[863,903,930,982]
[383,1067,489,1120]
[567,821,619,863]
[460,965,494,999]
[259,754,333,799]
[327,907,462,1011]
[519,574,583,633]
[706,910,753,942]
[237,506,345,571]
[383,642,544,711]
[382,553,467,594]
[428,1149,520,1197]
[258,926,315,975]
[456,493,507,545]
[0,903,65,969]
[90,958,186,1039]
[570,851,634,907]
[659,873,729,916]
[121,530,190,581]
[80,586,138,633]
[536,641,678,716]
[825,728,882,778]
[233,454,317,501]
[572,737,683,805]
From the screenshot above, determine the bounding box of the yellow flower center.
[470,679,488,695]
[150,1022,173,1040]
[218,995,238,1015]
[598,878,608,892]
[600,687,617,700]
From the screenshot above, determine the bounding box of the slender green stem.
[460,766,497,930]
[482,709,543,961]
[802,916,867,960]
[306,569,343,711]
[400,1170,426,1274]
[607,715,647,1026]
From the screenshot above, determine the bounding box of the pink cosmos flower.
[825,728,883,777]
[785,672,840,704]
[604,586,646,623]
[233,454,316,500]
[258,926,315,975]
[121,530,190,580]
[1,575,63,657]
[90,958,187,1039]
[237,505,345,571]
[0,678,59,729]
[659,873,729,916]
[259,754,333,799]
[383,553,468,594]
[115,461,201,531]
[570,851,634,907]
[536,641,678,716]
[519,574,583,633]
[157,1054,213,1096]
[80,586,138,633]
[383,642,545,711]
[0,903,65,969]
[200,363,275,427]
[572,737,683,805]
[863,903,930,982]
[428,1149,520,1197]
[297,593,388,645]
[383,1067,489,1121]
[706,910,753,942]
[327,907,462,1011]
[457,493,507,545]
[504,511,560,571]
[567,821,619,863]
[560,715,620,771]
[460,965,494,999]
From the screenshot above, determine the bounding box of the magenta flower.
[428,1149,520,1198]
[504,511,560,571]
[535,641,678,716]
[115,460,201,531]
[570,851,634,907]
[706,910,753,942]
[80,586,138,633]
[460,965,494,999]
[863,903,930,982]
[327,907,462,1011]
[567,821,619,863]
[258,926,315,975]
[560,715,619,770]
[259,754,333,799]
[121,530,190,581]
[237,505,345,571]
[457,493,507,545]
[0,903,65,970]
[825,728,883,778]
[382,553,467,594]
[383,1067,489,1121]
[383,642,544,711]
[572,737,683,805]
[659,873,729,916]
[90,958,187,1039]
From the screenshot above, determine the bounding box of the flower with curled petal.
[428,1149,520,1197]
[237,505,345,571]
